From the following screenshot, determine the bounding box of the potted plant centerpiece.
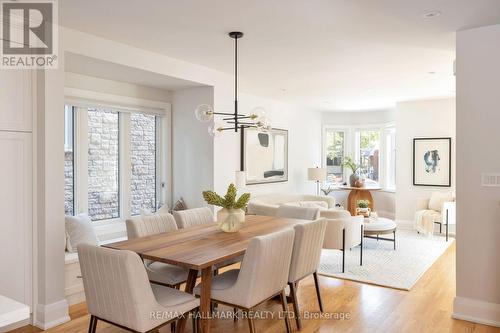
[202,183,250,233]
[342,156,363,187]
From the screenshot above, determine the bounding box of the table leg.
[200,266,213,333]
[177,269,198,333]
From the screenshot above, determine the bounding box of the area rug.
[318,230,454,290]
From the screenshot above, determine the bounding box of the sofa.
[247,194,336,216]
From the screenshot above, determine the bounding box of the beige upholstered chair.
[173,207,215,229]
[415,191,455,241]
[193,229,295,333]
[320,210,363,273]
[276,205,320,220]
[288,219,327,329]
[78,244,199,333]
[126,214,189,288]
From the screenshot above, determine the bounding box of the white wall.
[213,93,322,197]
[64,72,172,102]
[322,109,396,125]
[322,109,396,217]
[395,98,456,223]
[172,87,214,208]
[454,24,500,326]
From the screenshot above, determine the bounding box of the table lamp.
[308,167,327,195]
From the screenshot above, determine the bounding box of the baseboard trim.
[34,299,70,330]
[453,296,500,327]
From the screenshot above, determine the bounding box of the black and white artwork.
[244,128,288,185]
[413,137,451,187]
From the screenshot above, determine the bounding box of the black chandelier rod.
[234,33,239,132]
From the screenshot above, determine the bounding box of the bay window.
[323,123,396,190]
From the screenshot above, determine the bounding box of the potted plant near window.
[202,183,250,233]
[342,156,363,187]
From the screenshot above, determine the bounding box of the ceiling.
[65,53,204,91]
[60,0,500,111]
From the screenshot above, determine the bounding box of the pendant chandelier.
[194,31,271,137]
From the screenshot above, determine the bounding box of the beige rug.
[318,230,454,290]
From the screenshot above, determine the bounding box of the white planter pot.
[217,208,245,233]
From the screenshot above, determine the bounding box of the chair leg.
[247,309,256,333]
[88,315,97,333]
[313,272,324,313]
[289,282,301,330]
[171,321,176,332]
[360,225,363,266]
[233,307,239,322]
[446,210,449,242]
[192,311,198,333]
[393,230,396,250]
[342,229,345,273]
[280,289,292,333]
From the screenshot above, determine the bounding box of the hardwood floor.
[12,242,499,333]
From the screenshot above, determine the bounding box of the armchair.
[415,192,456,241]
[320,210,363,273]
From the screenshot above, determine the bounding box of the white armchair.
[415,191,456,241]
[320,210,364,273]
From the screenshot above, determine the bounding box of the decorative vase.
[354,179,365,188]
[349,173,360,187]
[217,208,245,233]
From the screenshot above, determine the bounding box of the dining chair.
[126,214,190,289]
[173,207,215,229]
[78,244,200,333]
[320,209,364,273]
[287,219,327,329]
[193,229,296,333]
[276,205,320,220]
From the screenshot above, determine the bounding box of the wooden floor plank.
[10,242,499,333]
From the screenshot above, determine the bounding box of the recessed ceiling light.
[422,10,442,19]
[428,71,436,74]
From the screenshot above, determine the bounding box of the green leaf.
[234,193,251,209]
[223,183,237,209]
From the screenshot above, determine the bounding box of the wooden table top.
[104,215,306,270]
[335,186,382,191]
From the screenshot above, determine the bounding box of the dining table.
[104,214,307,333]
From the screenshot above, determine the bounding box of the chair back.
[77,244,158,332]
[173,207,214,229]
[322,215,363,249]
[288,219,327,282]
[276,205,320,220]
[126,213,178,239]
[234,229,295,308]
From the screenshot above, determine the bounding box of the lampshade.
[235,171,246,189]
[308,167,327,181]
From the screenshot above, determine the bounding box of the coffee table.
[363,217,397,250]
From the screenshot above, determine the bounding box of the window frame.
[322,122,395,191]
[64,88,172,231]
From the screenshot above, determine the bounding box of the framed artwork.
[413,137,451,187]
[243,128,288,185]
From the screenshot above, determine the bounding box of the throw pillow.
[65,213,99,253]
[428,192,454,212]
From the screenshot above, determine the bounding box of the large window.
[87,108,120,220]
[130,113,157,215]
[323,124,395,189]
[64,106,75,216]
[325,129,345,183]
[356,130,380,182]
[64,102,166,222]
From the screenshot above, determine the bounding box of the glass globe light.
[195,104,214,122]
[208,122,224,137]
[249,107,266,121]
[256,115,271,130]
